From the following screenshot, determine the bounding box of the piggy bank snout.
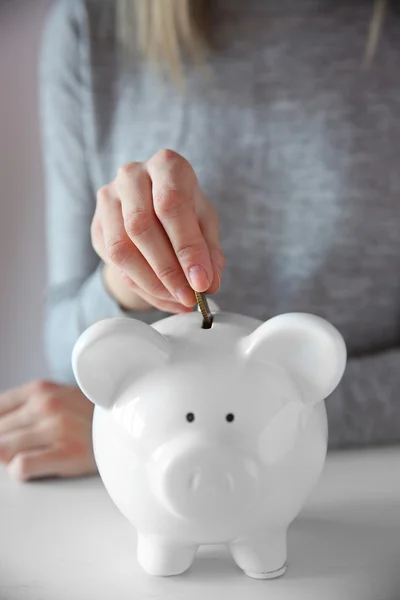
[152,442,259,522]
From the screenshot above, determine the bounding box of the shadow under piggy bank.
[165,502,400,600]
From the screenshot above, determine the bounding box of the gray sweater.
[40,0,400,448]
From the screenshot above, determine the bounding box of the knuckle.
[117,161,140,180]
[147,148,197,185]
[154,187,189,218]
[148,150,194,179]
[175,242,203,263]
[124,208,153,239]
[32,380,55,396]
[106,237,131,265]
[96,185,110,206]
[156,264,180,282]
[40,393,64,416]
[154,148,181,165]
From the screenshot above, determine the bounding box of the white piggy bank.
[72,310,346,579]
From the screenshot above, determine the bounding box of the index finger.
[147,150,213,293]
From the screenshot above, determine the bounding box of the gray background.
[0,1,52,389]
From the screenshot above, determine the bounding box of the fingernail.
[188,265,209,292]
[175,285,196,307]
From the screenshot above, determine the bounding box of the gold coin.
[195,292,213,328]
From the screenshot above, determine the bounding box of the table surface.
[1,446,400,600]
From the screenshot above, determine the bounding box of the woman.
[0,0,399,480]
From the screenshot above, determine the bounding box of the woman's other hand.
[91,149,225,313]
[0,381,96,481]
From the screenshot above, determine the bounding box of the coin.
[195,292,213,329]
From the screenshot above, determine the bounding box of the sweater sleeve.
[326,348,400,448]
[39,1,163,384]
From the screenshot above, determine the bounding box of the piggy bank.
[72,310,346,579]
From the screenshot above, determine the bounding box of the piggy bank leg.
[137,534,197,576]
[229,530,287,579]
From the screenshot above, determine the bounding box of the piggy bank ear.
[241,313,346,405]
[72,317,170,409]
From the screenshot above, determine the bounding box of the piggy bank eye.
[186,412,195,423]
[226,413,235,423]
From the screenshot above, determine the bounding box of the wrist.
[102,264,153,312]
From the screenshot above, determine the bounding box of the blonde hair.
[117,0,387,78]
[363,0,387,69]
[117,0,210,81]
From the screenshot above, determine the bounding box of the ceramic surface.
[72,311,346,578]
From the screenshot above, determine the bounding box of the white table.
[1,447,400,600]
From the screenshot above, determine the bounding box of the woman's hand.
[91,149,225,313]
[0,381,96,481]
